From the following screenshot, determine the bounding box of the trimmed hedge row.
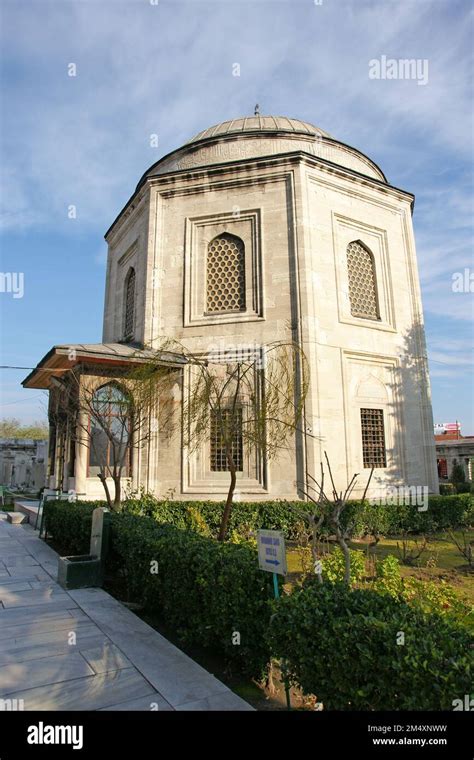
[43,501,100,555]
[268,581,473,710]
[343,493,474,536]
[44,493,474,550]
[124,497,307,539]
[127,493,474,536]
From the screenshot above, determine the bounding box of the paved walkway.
[0,514,253,711]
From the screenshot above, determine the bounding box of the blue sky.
[0,0,473,431]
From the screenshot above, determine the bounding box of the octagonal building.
[24,115,439,501]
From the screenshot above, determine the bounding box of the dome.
[136,115,387,189]
[186,116,332,144]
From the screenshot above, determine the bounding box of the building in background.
[0,438,47,491]
[435,423,474,481]
[23,114,438,500]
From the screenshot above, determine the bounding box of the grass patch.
[287,530,474,607]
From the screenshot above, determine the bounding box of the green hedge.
[343,493,473,536]
[44,493,474,551]
[43,500,100,554]
[126,493,474,538]
[44,501,277,677]
[110,514,276,676]
[268,581,473,710]
[124,497,307,539]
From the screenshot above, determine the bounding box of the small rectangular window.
[210,408,243,472]
[360,408,386,468]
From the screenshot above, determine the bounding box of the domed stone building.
[23,115,438,501]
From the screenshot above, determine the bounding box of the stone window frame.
[332,214,396,333]
[341,350,405,482]
[181,362,268,495]
[183,209,264,327]
[115,240,139,343]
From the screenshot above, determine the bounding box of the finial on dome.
[254,103,260,116]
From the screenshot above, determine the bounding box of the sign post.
[257,529,290,709]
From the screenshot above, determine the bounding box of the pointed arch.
[123,267,136,339]
[88,382,131,477]
[346,240,380,320]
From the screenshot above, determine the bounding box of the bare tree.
[447,530,473,567]
[295,452,374,584]
[175,340,310,541]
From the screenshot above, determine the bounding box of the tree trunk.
[113,474,121,511]
[309,516,323,584]
[97,473,112,510]
[218,462,237,542]
[336,528,351,585]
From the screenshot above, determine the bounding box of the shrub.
[456,482,472,495]
[374,556,471,623]
[450,463,466,486]
[322,547,366,584]
[122,496,307,539]
[43,500,99,554]
[109,513,275,677]
[439,483,456,496]
[46,493,474,548]
[268,582,473,710]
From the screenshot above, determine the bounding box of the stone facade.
[0,438,47,492]
[24,116,438,501]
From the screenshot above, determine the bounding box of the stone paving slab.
[0,612,90,642]
[0,600,79,623]
[0,631,107,666]
[0,517,253,711]
[80,643,132,674]
[1,587,71,608]
[99,693,173,711]
[4,668,157,711]
[0,621,102,653]
[0,652,95,693]
[0,567,51,581]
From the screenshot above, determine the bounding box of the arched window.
[206,233,246,313]
[346,241,379,320]
[88,384,131,477]
[123,268,136,339]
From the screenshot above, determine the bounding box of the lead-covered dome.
[186,116,331,143]
[136,115,386,189]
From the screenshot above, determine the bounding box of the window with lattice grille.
[206,234,246,313]
[123,268,136,339]
[360,408,386,468]
[346,241,379,320]
[210,408,243,472]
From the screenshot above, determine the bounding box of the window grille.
[124,268,136,338]
[206,234,245,313]
[210,408,243,471]
[347,241,379,319]
[360,408,386,468]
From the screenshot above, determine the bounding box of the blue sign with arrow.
[257,529,287,576]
